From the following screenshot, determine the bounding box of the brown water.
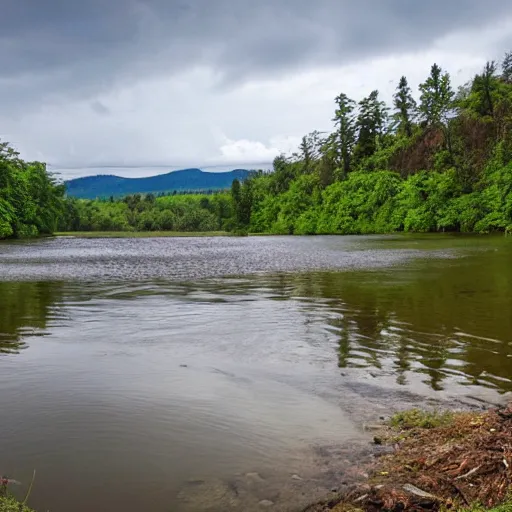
[0,234,511,511]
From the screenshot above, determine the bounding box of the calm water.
[1,235,511,511]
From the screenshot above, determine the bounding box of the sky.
[1,1,512,180]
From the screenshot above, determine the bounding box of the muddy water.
[0,234,511,511]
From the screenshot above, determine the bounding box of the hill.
[65,168,251,199]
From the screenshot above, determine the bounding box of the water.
[0,234,511,511]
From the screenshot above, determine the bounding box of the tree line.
[230,52,512,235]
[2,51,512,239]
[60,193,234,233]
[0,141,65,239]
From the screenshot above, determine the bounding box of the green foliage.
[317,171,402,234]
[0,140,65,240]
[240,52,512,237]
[230,178,253,230]
[502,51,512,83]
[390,409,454,430]
[419,63,455,127]
[5,52,512,239]
[393,76,417,137]
[332,93,357,176]
[59,192,232,233]
[465,503,512,512]
[354,90,389,162]
[0,496,35,512]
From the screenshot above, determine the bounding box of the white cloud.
[214,134,302,164]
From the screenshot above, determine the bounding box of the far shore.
[54,231,232,238]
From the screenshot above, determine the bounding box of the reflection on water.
[285,254,512,393]
[0,282,63,354]
[0,234,512,512]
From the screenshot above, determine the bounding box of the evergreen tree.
[393,76,417,137]
[230,178,252,229]
[419,64,455,126]
[355,90,389,159]
[332,93,357,176]
[502,51,512,83]
[298,131,323,174]
[317,154,335,188]
[471,61,498,117]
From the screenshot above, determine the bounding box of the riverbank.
[55,230,231,238]
[304,405,512,512]
[0,496,34,512]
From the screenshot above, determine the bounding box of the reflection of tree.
[275,244,512,393]
[417,340,450,391]
[0,282,63,354]
[336,315,351,368]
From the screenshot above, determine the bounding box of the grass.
[389,408,455,430]
[0,496,34,512]
[55,231,231,238]
[452,501,512,512]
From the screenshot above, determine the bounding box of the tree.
[239,179,253,227]
[393,76,417,137]
[355,90,389,159]
[271,154,295,194]
[0,140,65,239]
[419,64,455,126]
[332,93,357,176]
[471,61,499,117]
[231,178,252,229]
[231,178,241,217]
[317,154,335,188]
[297,131,324,174]
[502,51,512,83]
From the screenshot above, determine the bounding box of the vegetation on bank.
[55,230,230,238]
[2,51,512,240]
[58,192,235,233]
[229,53,512,235]
[306,404,512,512]
[0,496,34,512]
[0,141,65,239]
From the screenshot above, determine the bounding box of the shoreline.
[303,405,512,512]
[53,230,510,239]
[1,231,508,242]
[53,230,232,238]
[2,406,511,512]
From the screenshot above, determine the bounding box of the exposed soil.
[303,404,512,512]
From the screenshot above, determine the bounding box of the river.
[0,234,511,511]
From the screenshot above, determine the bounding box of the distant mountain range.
[65,168,252,199]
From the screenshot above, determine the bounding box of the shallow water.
[0,234,511,511]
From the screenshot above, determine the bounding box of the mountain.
[65,168,252,199]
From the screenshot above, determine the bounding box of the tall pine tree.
[355,90,388,159]
[419,64,454,127]
[332,93,356,177]
[502,51,512,83]
[393,76,417,137]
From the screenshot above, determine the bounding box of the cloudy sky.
[1,1,512,179]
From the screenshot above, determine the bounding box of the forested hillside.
[66,168,251,199]
[230,54,512,235]
[0,141,65,239]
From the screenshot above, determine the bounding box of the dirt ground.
[304,404,512,512]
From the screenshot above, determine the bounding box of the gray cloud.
[1,0,512,174]
[90,100,111,116]
[2,0,511,103]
